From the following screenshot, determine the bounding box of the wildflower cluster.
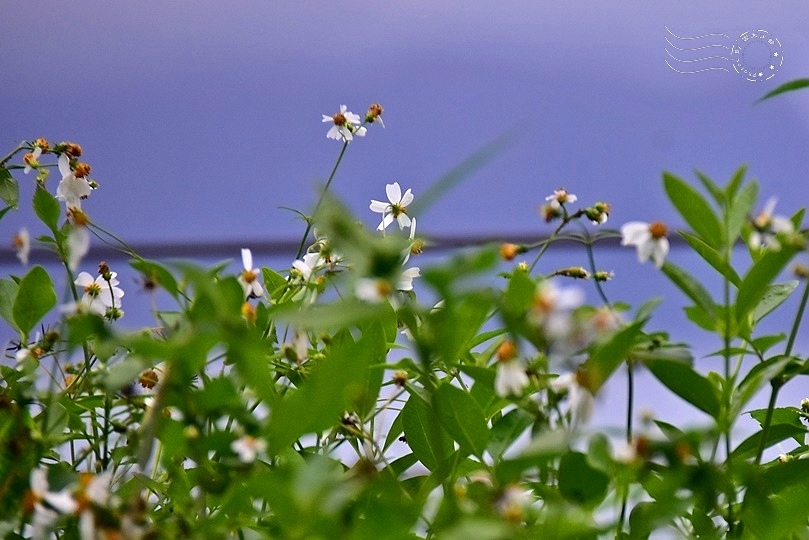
[3,98,809,540]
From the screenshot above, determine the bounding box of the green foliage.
[2,109,809,539]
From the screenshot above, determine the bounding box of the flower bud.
[138,369,159,389]
[499,243,524,261]
[496,340,518,363]
[365,103,384,125]
[553,266,590,279]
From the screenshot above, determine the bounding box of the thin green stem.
[295,141,349,259]
[755,279,809,464]
[0,141,28,167]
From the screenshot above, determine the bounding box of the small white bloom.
[238,248,264,299]
[74,272,125,316]
[292,252,321,281]
[397,267,420,291]
[403,217,422,264]
[497,484,533,522]
[28,468,78,539]
[322,105,366,142]
[620,221,670,268]
[495,358,530,397]
[23,147,42,174]
[55,153,91,210]
[545,188,577,205]
[231,435,267,463]
[67,224,90,271]
[551,372,594,428]
[750,197,794,250]
[13,227,30,265]
[532,280,585,341]
[370,182,414,231]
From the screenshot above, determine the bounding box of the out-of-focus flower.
[620,221,669,268]
[231,435,267,463]
[750,197,794,250]
[55,153,92,210]
[594,270,614,282]
[531,279,585,341]
[551,370,594,428]
[370,182,414,231]
[66,209,90,271]
[497,484,533,523]
[546,188,577,205]
[585,202,611,225]
[552,266,590,280]
[322,105,366,142]
[238,248,264,299]
[13,227,30,265]
[74,271,125,316]
[539,200,562,222]
[494,341,529,397]
[397,267,420,291]
[25,468,78,539]
[76,472,114,540]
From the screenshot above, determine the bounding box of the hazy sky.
[3,1,809,434]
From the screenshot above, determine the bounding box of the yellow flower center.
[241,270,256,283]
[332,113,347,126]
[84,283,102,297]
[649,221,668,239]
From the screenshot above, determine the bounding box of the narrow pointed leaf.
[661,260,716,318]
[401,393,453,472]
[663,172,723,248]
[757,78,809,103]
[679,231,740,286]
[33,185,60,234]
[753,281,798,324]
[736,245,800,327]
[727,179,758,242]
[0,167,19,209]
[644,358,720,418]
[584,320,645,392]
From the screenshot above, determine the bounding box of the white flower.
[231,435,267,463]
[13,227,30,265]
[23,146,42,174]
[322,105,366,142]
[620,221,670,268]
[74,272,125,316]
[545,188,577,205]
[77,472,114,540]
[551,371,594,429]
[369,182,414,231]
[403,217,423,264]
[55,153,91,210]
[27,467,78,538]
[495,358,530,397]
[292,252,321,281]
[497,485,533,522]
[750,197,794,250]
[531,280,585,341]
[67,224,90,272]
[397,267,420,291]
[238,248,264,298]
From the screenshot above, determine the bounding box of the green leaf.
[434,383,491,458]
[694,169,725,205]
[584,320,646,392]
[130,259,180,299]
[757,78,809,103]
[727,178,758,242]
[557,451,609,507]
[644,358,720,418]
[731,423,804,460]
[33,185,60,234]
[678,231,740,286]
[266,322,385,452]
[752,281,798,324]
[0,167,19,209]
[723,164,748,201]
[0,278,19,332]
[13,266,57,338]
[661,260,716,319]
[733,356,793,416]
[487,408,534,460]
[401,393,454,472]
[495,429,569,483]
[663,172,723,248]
[736,244,800,328]
[261,267,288,302]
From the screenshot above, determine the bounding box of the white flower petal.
[241,248,253,271]
[399,189,414,207]
[386,182,402,204]
[369,200,389,213]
